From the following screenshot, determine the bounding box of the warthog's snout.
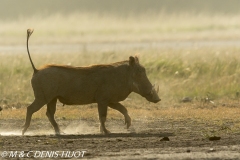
[144,85,161,103]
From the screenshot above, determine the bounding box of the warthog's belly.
[58,96,74,105]
[57,96,96,105]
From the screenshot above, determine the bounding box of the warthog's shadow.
[50,132,174,139]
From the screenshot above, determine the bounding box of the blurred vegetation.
[1,0,240,20]
[1,1,240,45]
[1,12,240,45]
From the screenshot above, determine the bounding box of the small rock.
[210,101,214,104]
[186,149,191,153]
[209,136,221,141]
[208,148,216,152]
[67,140,74,143]
[160,137,170,141]
[181,97,192,103]
[116,138,122,142]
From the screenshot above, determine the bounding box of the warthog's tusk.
[151,84,155,94]
[156,85,159,94]
[152,84,159,94]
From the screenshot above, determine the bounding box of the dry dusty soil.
[1,118,240,160]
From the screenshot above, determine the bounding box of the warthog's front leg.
[109,103,131,129]
[97,102,111,134]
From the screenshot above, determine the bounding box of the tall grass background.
[1,48,240,105]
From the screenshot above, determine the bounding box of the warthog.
[22,29,160,135]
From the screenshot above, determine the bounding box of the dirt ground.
[1,118,240,160]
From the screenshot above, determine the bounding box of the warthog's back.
[32,61,132,105]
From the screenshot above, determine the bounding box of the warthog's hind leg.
[109,103,131,129]
[22,99,45,135]
[46,98,60,135]
[97,102,111,134]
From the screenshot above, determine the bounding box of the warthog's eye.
[142,68,146,73]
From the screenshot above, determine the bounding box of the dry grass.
[2,47,240,105]
[1,102,240,127]
[1,97,239,122]
[1,12,240,104]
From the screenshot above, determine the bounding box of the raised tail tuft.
[27,28,38,73]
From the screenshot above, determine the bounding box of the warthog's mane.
[38,60,129,74]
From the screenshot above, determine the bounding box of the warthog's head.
[129,56,161,103]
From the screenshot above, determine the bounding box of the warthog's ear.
[134,56,139,63]
[129,56,139,66]
[129,56,135,66]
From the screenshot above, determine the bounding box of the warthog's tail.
[27,28,38,73]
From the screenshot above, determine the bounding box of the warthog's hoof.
[22,130,26,136]
[103,130,111,135]
[100,126,111,135]
[55,132,61,136]
[125,115,132,129]
[22,126,27,136]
